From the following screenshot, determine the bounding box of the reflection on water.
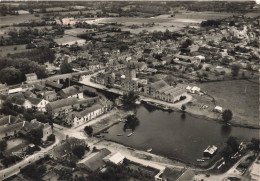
[181,113,186,120]
[104,104,258,163]
[221,124,232,137]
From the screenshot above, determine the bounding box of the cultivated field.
[198,79,259,127]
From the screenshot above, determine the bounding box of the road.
[194,152,254,181]
[0,128,65,180]
[80,76,193,110]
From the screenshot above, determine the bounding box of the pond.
[103,104,259,164]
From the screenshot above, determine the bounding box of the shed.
[203,145,218,157]
[104,152,125,165]
[214,106,223,113]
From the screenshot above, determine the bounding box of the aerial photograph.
[0,0,259,181]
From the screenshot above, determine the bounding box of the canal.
[103,104,259,164]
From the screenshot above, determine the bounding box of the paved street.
[0,128,65,180]
[194,152,254,181]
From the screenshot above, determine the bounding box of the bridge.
[78,75,124,96]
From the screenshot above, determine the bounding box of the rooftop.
[77,148,111,172]
[46,97,78,111]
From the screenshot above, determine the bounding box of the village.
[0,1,259,181]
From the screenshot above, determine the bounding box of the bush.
[205,67,210,71]
[72,145,85,159]
[84,126,93,136]
[47,134,55,142]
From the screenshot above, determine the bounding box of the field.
[198,79,259,127]
[0,14,42,26]
[0,44,29,57]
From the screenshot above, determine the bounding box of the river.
[103,104,259,164]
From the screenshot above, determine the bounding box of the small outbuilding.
[104,152,125,165]
[214,106,223,113]
[203,145,218,157]
[190,86,200,94]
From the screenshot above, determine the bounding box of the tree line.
[0,57,47,85]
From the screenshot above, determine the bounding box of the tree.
[29,9,34,14]
[47,134,55,142]
[0,140,7,152]
[84,126,93,136]
[231,64,240,77]
[226,136,239,153]
[60,61,73,74]
[123,114,140,131]
[222,145,233,160]
[122,91,139,110]
[26,129,43,145]
[181,105,186,112]
[249,138,260,152]
[0,67,22,85]
[72,145,85,159]
[222,109,233,122]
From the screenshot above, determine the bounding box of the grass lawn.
[198,79,259,127]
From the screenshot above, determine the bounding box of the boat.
[197,159,205,162]
[127,132,134,137]
[147,148,152,152]
[126,129,132,132]
[202,157,210,160]
[117,133,124,136]
[103,131,109,133]
[135,100,141,104]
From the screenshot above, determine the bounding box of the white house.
[190,86,201,94]
[27,97,49,112]
[8,87,23,94]
[66,102,105,127]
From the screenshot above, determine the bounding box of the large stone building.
[142,80,187,103]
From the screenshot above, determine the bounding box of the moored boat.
[196,159,205,162]
[147,148,152,152]
[127,132,134,137]
[117,133,124,136]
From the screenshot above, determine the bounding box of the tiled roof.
[77,102,103,118]
[59,86,81,98]
[34,84,45,91]
[27,97,42,105]
[162,167,184,181]
[45,80,63,89]
[150,80,169,90]
[77,148,111,172]
[23,91,36,98]
[46,97,78,111]
[176,169,194,181]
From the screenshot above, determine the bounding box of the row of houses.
[0,116,52,141]
[91,65,187,104]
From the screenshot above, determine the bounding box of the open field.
[198,79,259,127]
[174,11,240,20]
[0,44,29,57]
[0,14,42,26]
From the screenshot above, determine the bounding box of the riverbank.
[141,95,260,129]
[91,108,134,135]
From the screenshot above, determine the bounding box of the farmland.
[198,79,259,127]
